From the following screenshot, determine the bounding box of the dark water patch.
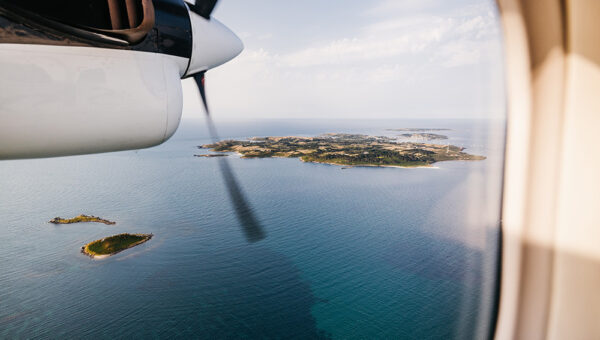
[384,231,484,285]
[126,246,329,339]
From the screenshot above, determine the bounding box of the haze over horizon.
[181,0,505,121]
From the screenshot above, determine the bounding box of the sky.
[181,0,505,120]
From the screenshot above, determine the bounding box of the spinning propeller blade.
[188,0,218,20]
[193,72,266,243]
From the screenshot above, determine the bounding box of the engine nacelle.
[0,0,243,159]
[0,44,187,159]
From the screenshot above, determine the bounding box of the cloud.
[281,36,424,67]
[439,41,482,67]
[182,0,505,120]
[277,3,499,69]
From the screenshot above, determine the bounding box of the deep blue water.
[0,119,504,339]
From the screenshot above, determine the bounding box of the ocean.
[0,118,505,339]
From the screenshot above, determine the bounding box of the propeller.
[193,72,266,243]
[188,0,218,20]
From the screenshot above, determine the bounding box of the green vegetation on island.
[81,233,153,258]
[399,133,448,140]
[200,133,485,167]
[49,214,115,225]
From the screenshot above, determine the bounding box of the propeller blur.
[194,72,266,243]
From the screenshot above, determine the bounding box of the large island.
[81,233,153,259]
[200,133,485,167]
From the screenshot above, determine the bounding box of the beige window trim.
[495,0,600,339]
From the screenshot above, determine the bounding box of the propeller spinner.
[185,0,243,76]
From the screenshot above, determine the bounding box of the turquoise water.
[0,119,504,339]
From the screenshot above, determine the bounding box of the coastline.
[218,151,441,169]
[298,158,440,169]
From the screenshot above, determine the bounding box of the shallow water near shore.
[0,118,504,339]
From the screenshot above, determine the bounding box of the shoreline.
[298,158,440,169]
[222,151,441,169]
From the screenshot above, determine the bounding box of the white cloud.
[439,41,482,67]
[281,36,423,67]
[278,5,499,70]
[182,0,505,120]
[456,16,486,35]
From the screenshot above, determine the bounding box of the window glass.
[0,0,505,338]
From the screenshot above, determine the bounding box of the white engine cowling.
[0,44,187,159]
[0,4,244,160]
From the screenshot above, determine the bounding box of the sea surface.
[0,118,505,339]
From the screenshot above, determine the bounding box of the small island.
[49,214,115,225]
[386,128,451,132]
[81,233,153,258]
[399,133,448,140]
[194,154,229,158]
[199,133,485,167]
